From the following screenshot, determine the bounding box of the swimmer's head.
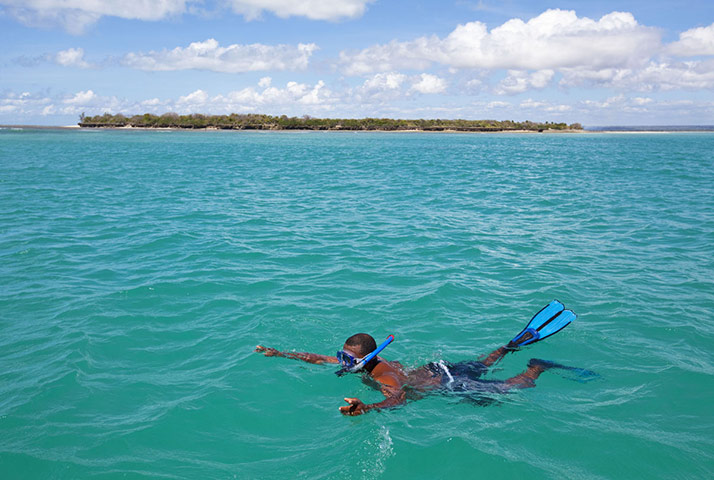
[343,333,377,357]
[336,333,394,376]
[335,333,378,376]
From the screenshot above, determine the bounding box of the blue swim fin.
[507,300,574,349]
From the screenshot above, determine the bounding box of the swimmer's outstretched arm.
[255,345,339,364]
[339,377,406,416]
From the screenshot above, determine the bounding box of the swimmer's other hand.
[340,397,367,416]
[255,345,280,356]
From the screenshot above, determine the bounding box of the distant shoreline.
[79,126,586,134]
[76,113,582,132]
[5,124,580,133]
[2,125,714,133]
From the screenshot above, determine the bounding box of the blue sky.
[1,0,713,126]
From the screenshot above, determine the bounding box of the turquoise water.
[1,129,713,479]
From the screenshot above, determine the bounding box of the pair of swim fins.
[507,300,574,350]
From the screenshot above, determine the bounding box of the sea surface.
[1,129,713,479]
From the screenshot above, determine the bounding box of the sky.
[1,0,713,126]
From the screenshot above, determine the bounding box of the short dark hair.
[344,333,377,357]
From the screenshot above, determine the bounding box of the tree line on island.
[78,113,583,132]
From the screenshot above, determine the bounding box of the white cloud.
[362,72,407,91]
[55,48,91,68]
[141,98,162,107]
[226,0,373,21]
[344,72,448,105]
[0,0,372,33]
[123,39,318,73]
[630,60,714,90]
[64,90,98,105]
[411,73,447,94]
[338,39,434,75]
[346,73,408,105]
[177,90,209,106]
[520,99,547,109]
[299,80,329,105]
[0,90,120,119]
[560,60,714,91]
[520,98,572,112]
[487,101,511,108]
[258,76,272,88]
[0,0,189,34]
[62,90,125,116]
[558,67,628,87]
[572,95,714,122]
[581,94,626,109]
[55,89,129,116]
[465,78,484,91]
[339,9,660,74]
[667,22,714,57]
[166,80,335,114]
[495,69,554,95]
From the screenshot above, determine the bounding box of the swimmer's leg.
[504,358,550,389]
[478,345,511,368]
[480,300,577,370]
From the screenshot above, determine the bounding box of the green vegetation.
[79,113,582,131]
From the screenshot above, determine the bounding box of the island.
[78,113,583,132]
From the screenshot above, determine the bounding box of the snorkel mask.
[335,335,394,376]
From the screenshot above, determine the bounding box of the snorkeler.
[255,300,585,416]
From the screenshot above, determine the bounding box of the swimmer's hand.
[255,345,280,356]
[340,397,367,416]
[255,346,339,365]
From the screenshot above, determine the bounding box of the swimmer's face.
[341,344,362,357]
[337,344,366,369]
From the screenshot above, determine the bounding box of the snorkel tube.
[335,335,394,376]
